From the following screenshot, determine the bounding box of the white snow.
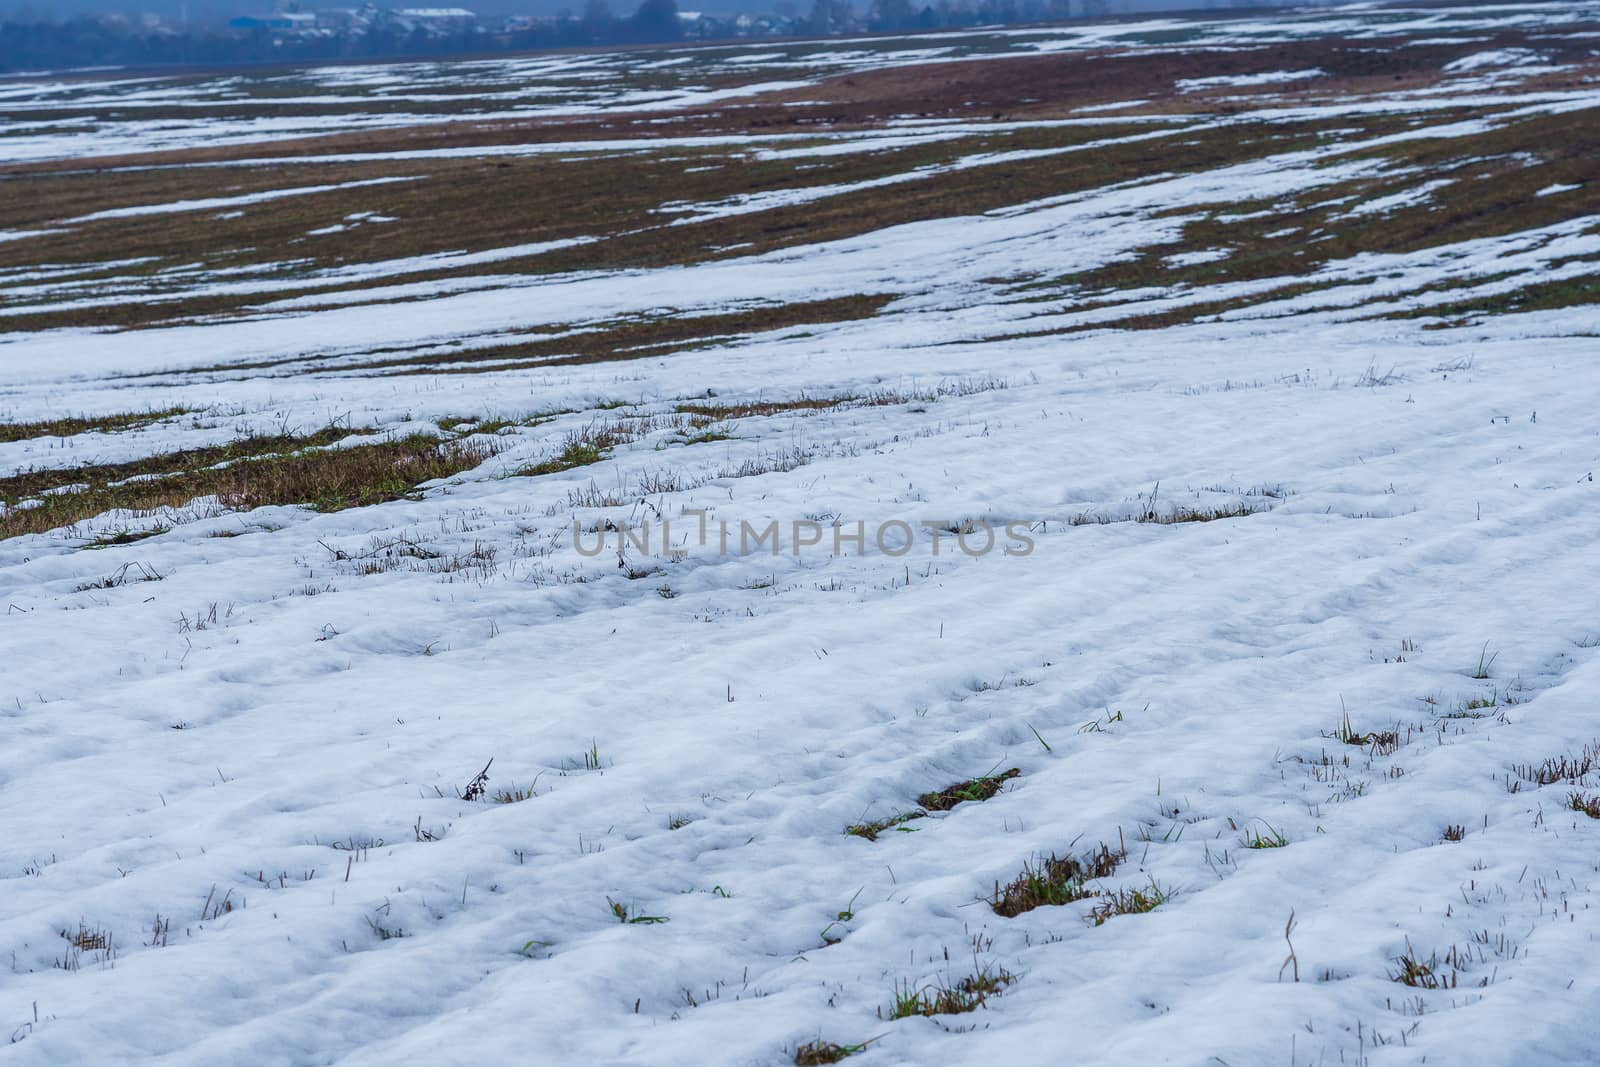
[4,8,1600,1066]
[1339,178,1455,217]
[1162,248,1230,267]
[1443,47,1549,72]
[1175,68,1326,93]
[61,178,424,225]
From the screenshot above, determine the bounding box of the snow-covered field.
[2,4,1600,1064]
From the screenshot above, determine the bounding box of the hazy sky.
[2,0,567,19]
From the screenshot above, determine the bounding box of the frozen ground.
[2,5,1600,1065]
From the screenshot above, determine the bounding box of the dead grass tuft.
[883,963,1014,1019]
[1,429,496,542]
[1140,501,1264,524]
[677,396,853,421]
[1327,710,1400,754]
[1568,791,1600,819]
[991,841,1126,918]
[515,424,634,476]
[844,811,924,842]
[56,921,116,971]
[1390,942,1460,989]
[1087,878,1174,926]
[794,1038,869,1065]
[0,406,197,444]
[1515,742,1600,787]
[919,768,1021,811]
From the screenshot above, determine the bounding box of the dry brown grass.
[0,109,1405,336]
[918,767,1020,811]
[980,105,1600,335]
[1,425,371,506]
[56,921,117,971]
[675,395,857,420]
[364,295,894,376]
[844,811,924,842]
[1390,942,1462,989]
[0,406,197,443]
[884,963,1014,1019]
[1514,742,1600,787]
[794,1039,867,1065]
[1087,879,1174,926]
[991,840,1125,918]
[0,429,496,541]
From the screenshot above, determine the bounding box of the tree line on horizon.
[0,0,1086,73]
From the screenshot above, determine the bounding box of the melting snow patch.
[1074,98,1152,112]
[1444,48,1549,72]
[307,211,399,236]
[1175,69,1325,93]
[64,177,423,225]
[1163,248,1230,267]
[0,229,65,244]
[1342,179,1454,217]
[1536,183,1581,197]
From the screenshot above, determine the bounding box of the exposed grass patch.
[1390,942,1460,989]
[74,560,164,591]
[1515,743,1600,786]
[0,406,196,443]
[341,295,896,377]
[1471,642,1499,680]
[794,1038,870,1065]
[1,425,371,507]
[0,105,1412,337]
[1327,710,1400,753]
[322,533,443,576]
[0,118,1176,332]
[918,767,1021,811]
[1568,792,1600,819]
[7,50,1590,345]
[436,412,547,437]
[516,428,624,477]
[1459,689,1504,712]
[607,897,668,925]
[1087,879,1174,926]
[0,428,495,541]
[883,963,1014,1019]
[511,407,757,481]
[1389,271,1600,326]
[82,525,171,549]
[844,811,924,842]
[1242,822,1289,849]
[990,840,1125,918]
[55,921,117,971]
[673,378,1005,424]
[1139,500,1263,524]
[677,396,856,421]
[988,106,1600,336]
[989,275,1376,338]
